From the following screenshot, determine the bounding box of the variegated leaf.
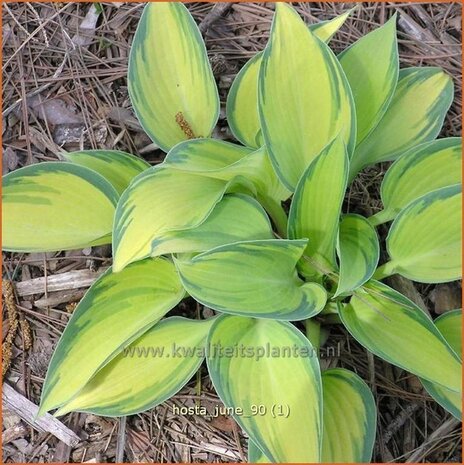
[308,8,355,42]
[207,314,322,462]
[258,3,355,190]
[288,137,349,279]
[340,280,462,393]
[226,52,265,149]
[128,3,219,151]
[112,166,249,272]
[163,138,290,202]
[335,214,379,296]
[434,309,462,356]
[339,15,398,145]
[246,368,377,463]
[175,240,326,320]
[55,317,213,416]
[63,150,150,195]
[151,194,273,257]
[2,162,118,252]
[377,185,461,283]
[350,67,454,177]
[421,310,462,420]
[227,8,354,149]
[322,368,376,463]
[39,258,184,415]
[370,138,462,225]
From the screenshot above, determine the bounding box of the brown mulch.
[2,2,462,463]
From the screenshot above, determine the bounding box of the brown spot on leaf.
[175,112,196,139]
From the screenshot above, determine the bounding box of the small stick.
[199,4,232,33]
[405,417,460,462]
[116,416,127,463]
[2,383,80,447]
[15,267,109,297]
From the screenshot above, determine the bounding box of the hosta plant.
[3,3,462,463]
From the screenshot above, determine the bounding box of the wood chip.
[429,283,462,314]
[2,146,19,174]
[2,424,28,444]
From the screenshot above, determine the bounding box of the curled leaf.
[151,194,273,257]
[288,137,348,279]
[335,214,379,296]
[175,240,326,320]
[112,166,241,272]
[380,185,461,283]
[371,138,462,225]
